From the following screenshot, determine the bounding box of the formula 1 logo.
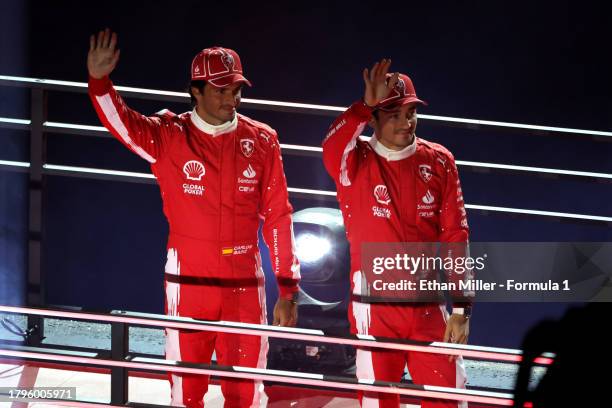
[374,184,391,205]
[419,164,433,183]
[183,160,205,181]
[240,138,255,157]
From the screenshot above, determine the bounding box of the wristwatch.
[452,305,472,319]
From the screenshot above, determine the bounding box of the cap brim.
[377,96,428,111]
[207,73,252,88]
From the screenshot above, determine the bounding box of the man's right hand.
[362,58,399,108]
[88,28,120,79]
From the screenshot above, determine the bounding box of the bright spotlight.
[295,233,331,263]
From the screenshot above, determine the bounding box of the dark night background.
[1,0,611,348]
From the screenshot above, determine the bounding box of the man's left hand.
[273,297,298,327]
[443,314,470,361]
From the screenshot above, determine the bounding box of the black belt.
[164,274,298,288]
[164,274,261,287]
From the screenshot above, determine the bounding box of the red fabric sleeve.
[88,76,170,163]
[438,153,473,307]
[322,100,372,186]
[259,131,301,300]
[439,153,469,243]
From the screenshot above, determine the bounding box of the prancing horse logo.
[419,164,433,182]
[240,138,255,157]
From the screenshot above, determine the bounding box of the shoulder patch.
[258,131,271,143]
[238,113,276,133]
[154,108,177,120]
[417,137,455,167]
[238,113,278,145]
[154,109,183,131]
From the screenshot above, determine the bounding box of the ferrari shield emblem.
[240,138,255,157]
[419,164,433,182]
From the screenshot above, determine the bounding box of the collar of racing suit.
[190,108,238,136]
[368,134,417,161]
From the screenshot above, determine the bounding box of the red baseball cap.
[191,46,252,88]
[376,73,427,110]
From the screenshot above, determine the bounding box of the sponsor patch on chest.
[183,183,205,196]
[182,160,206,196]
[417,189,438,218]
[372,206,392,219]
[373,184,391,205]
[237,164,259,192]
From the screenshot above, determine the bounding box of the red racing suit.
[89,76,300,407]
[322,101,470,408]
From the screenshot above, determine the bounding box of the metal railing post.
[111,322,129,404]
[26,87,47,346]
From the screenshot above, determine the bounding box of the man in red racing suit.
[322,59,472,408]
[87,29,300,407]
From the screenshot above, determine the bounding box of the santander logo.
[374,184,391,205]
[422,190,435,204]
[183,160,205,181]
[243,164,256,179]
